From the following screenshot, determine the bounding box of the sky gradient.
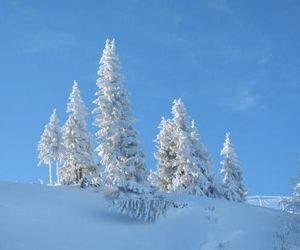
[0,0,300,195]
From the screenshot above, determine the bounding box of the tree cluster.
[38,81,98,185]
[38,39,248,220]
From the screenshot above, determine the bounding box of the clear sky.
[0,0,299,195]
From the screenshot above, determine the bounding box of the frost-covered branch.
[111,191,187,222]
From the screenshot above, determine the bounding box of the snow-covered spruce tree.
[37,109,61,185]
[189,120,220,197]
[155,99,218,196]
[60,81,98,185]
[220,132,247,202]
[288,182,300,214]
[171,99,218,196]
[92,40,185,222]
[283,171,300,214]
[92,39,147,192]
[154,117,177,191]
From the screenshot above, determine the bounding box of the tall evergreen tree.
[60,81,97,184]
[37,109,61,185]
[220,132,247,202]
[155,99,217,196]
[92,39,146,191]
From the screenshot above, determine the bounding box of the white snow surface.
[0,182,298,250]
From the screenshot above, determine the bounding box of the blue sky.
[0,0,299,195]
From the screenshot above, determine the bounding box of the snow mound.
[0,182,299,250]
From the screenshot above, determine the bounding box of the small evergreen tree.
[154,117,177,191]
[220,132,247,202]
[60,81,97,184]
[288,182,300,213]
[284,167,300,214]
[155,99,217,196]
[92,39,147,192]
[189,120,220,197]
[37,109,61,185]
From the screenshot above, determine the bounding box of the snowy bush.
[282,198,300,215]
[110,191,187,222]
[80,175,105,188]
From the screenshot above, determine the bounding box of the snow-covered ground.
[0,182,299,250]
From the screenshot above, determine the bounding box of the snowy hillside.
[0,182,299,250]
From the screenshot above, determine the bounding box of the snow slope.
[0,182,298,250]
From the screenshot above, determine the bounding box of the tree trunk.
[77,168,80,184]
[48,160,52,185]
[56,161,60,185]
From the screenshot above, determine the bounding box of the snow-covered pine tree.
[288,182,300,214]
[171,99,218,196]
[220,132,247,202]
[283,168,300,214]
[60,81,97,184]
[37,109,61,185]
[155,99,218,196]
[92,40,187,222]
[92,39,147,192]
[154,117,177,192]
[189,120,220,197]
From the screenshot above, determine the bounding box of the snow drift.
[0,182,299,250]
